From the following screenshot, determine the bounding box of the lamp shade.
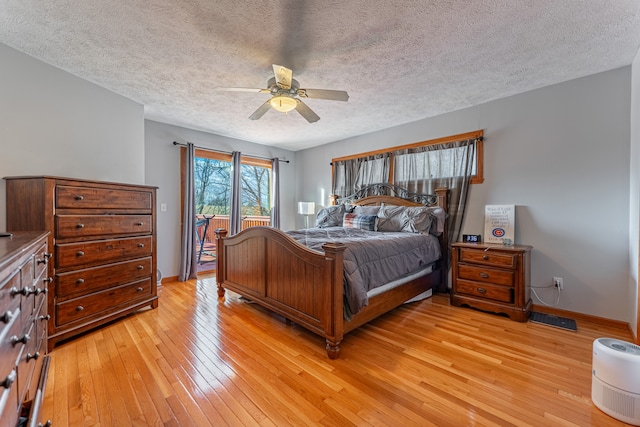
[298,202,315,215]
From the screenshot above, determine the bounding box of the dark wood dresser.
[0,232,51,427]
[4,176,158,350]
[450,242,532,321]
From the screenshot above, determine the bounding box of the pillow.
[426,207,447,235]
[401,206,432,234]
[377,204,406,232]
[343,213,378,231]
[352,205,380,216]
[315,205,346,228]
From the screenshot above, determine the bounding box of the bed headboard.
[331,183,447,209]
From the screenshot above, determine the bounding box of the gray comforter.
[286,227,441,316]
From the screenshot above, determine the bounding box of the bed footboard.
[215,227,347,358]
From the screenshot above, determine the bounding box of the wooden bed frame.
[215,186,449,359]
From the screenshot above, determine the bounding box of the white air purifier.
[592,338,640,425]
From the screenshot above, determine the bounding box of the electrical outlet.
[553,277,563,290]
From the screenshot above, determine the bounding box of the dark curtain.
[178,142,198,281]
[229,151,242,235]
[270,158,281,229]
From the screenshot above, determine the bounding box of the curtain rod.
[172,141,290,163]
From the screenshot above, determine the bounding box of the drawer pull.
[26,351,41,362]
[39,421,52,427]
[76,250,85,257]
[137,287,144,292]
[1,370,16,389]
[76,278,85,285]
[482,255,489,260]
[136,221,144,226]
[138,243,145,248]
[479,272,489,278]
[39,314,51,322]
[75,195,84,200]
[76,305,85,312]
[0,310,14,324]
[37,257,48,265]
[10,334,30,346]
[43,277,53,284]
[137,265,144,270]
[477,287,487,294]
[14,287,31,296]
[9,287,20,297]
[44,253,52,259]
[76,223,85,229]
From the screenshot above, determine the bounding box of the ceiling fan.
[216,64,349,123]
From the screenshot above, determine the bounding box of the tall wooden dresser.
[0,232,51,427]
[4,176,158,350]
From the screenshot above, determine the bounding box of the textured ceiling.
[1,1,640,151]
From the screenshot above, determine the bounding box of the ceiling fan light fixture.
[270,95,297,113]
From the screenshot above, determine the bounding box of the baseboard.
[161,275,179,284]
[531,304,629,331]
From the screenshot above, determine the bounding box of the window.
[331,130,483,197]
[181,148,272,272]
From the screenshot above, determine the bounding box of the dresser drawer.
[56,185,152,210]
[56,236,153,269]
[0,369,19,427]
[0,312,23,381]
[56,215,152,239]
[56,257,152,299]
[458,264,515,286]
[0,273,21,327]
[459,248,517,269]
[56,278,153,326]
[456,279,514,303]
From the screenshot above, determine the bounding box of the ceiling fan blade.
[295,100,320,123]
[297,88,349,101]
[272,64,293,89]
[215,87,271,93]
[248,100,272,120]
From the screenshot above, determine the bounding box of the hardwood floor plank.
[42,277,634,426]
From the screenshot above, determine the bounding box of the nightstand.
[450,242,532,321]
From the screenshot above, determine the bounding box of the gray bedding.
[286,227,441,316]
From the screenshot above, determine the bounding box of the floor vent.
[530,311,577,331]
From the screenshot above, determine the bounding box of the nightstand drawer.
[458,264,514,286]
[459,248,517,268]
[456,280,513,303]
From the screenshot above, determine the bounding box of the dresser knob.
[479,272,489,278]
[0,310,14,324]
[482,255,489,260]
[136,221,144,226]
[44,253,52,259]
[43,277,53,284]
[76,223,85,229]
[75,195,84,200]
[39,314,51,322]
[76,306,84,312]
[38,421,52,427]
[9,287,20,297]
[76,278,85,285]
[37,257,48,265]
[138,243,145,248]
[477,287,487,294]
[10,334,30,346]
[137,287,144,292]
[26,352,40,362]
[1,370,16,388]
[137,265,144,270]
[76,251,85,256]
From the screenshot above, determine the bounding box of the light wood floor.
[42,276,634,426]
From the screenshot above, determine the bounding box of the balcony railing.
[196,214,271,244]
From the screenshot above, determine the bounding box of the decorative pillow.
[377,204,406,232]
[401,206,432,234]
[315,205,346,228]
[343,213,378,231]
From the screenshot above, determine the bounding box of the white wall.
[297,67,632,322]
[144,120,297,279]
[630,52,640,339]
[0,43,145,230]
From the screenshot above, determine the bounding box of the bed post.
[322,241,346,359]
[215,228,227,297]
[435,188,449,293]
